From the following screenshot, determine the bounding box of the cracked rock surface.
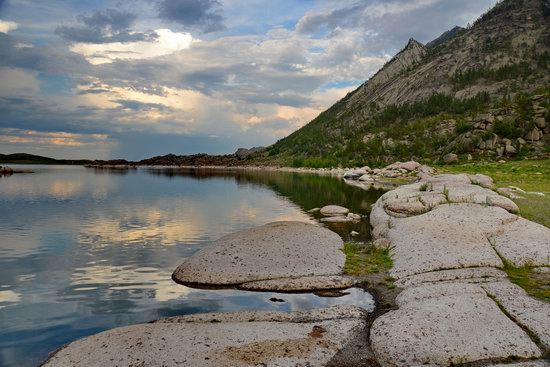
[43,306,370,367]
[370,172,550,366]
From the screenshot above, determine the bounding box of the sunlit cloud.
[0,128,111,148]
[70,29,195,65]
[0,20,18,34]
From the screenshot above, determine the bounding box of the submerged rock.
[320,216,354,223]
[320,205,349,217]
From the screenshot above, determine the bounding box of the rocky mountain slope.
[262,0,550,167]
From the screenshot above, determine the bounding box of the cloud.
[56,9,155,44]
[0,128,111,148]
[0,19,17,33]
[0,0,500,159]
[157,0,225,33]
[0,67,40,96]
[69,29,194,65]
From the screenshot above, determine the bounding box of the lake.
[0,165,384,366]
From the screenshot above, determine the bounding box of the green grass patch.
[436,159,550,227]
[342,242,394,281]
[502,260,550,301]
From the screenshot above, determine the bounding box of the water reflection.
[0,165,383,366]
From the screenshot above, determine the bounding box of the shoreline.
[42,162,550,366]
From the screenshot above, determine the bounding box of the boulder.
[535,117,546,129]
[399,161,421,171]
[443,153,458,164]
[505,143,517,155]
[358,174,374,183]
[320,205,349,217]
[525,128,542,141]
[343,169,367,179]
[172,222,345,288]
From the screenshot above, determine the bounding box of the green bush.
[492,120,522,139]
[455,120,472,134]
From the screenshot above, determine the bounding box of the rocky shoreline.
[42,163,550,367]
[0,165,34,175]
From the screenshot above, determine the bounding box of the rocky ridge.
[264,0,550,166]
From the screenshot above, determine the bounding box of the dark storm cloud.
[56,9,157,44]
[0,33,89,73]
[157,0,225,33]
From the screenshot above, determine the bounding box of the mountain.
[426,26,465,49]
[261,0,550,167]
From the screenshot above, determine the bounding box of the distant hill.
[258,0,550,167]
[0,153,91,165]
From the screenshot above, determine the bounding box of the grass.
[341,242,394,284]
[419,182,431,192]
[502,260,550,301]
[436,159,550,228]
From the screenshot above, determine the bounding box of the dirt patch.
[215,335,338,364]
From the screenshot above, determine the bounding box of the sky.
[0,0,498,160]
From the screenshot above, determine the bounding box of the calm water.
[0,165,384,366]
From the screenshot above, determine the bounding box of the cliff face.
[344,0,549,114]
[345,38,427,113]
[264,0,550,166]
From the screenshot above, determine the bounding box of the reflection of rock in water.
[313,213,372,243]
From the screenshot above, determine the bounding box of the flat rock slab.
[320,216,355,223]
[491,217,550,267]
[490,362,550,367]
[43,306,368,367]
[371,283,541,367]
[386,204,513,278]
[238,275,355,292]
[173,221,345,288]
[482,281,550,349]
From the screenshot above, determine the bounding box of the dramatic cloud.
[157,0,225,33]
[56,9,155,44]
[0,0,499,159]
[0,19,17,33]
[69,29,194,65]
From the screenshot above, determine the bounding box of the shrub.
[492,120,522,139]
